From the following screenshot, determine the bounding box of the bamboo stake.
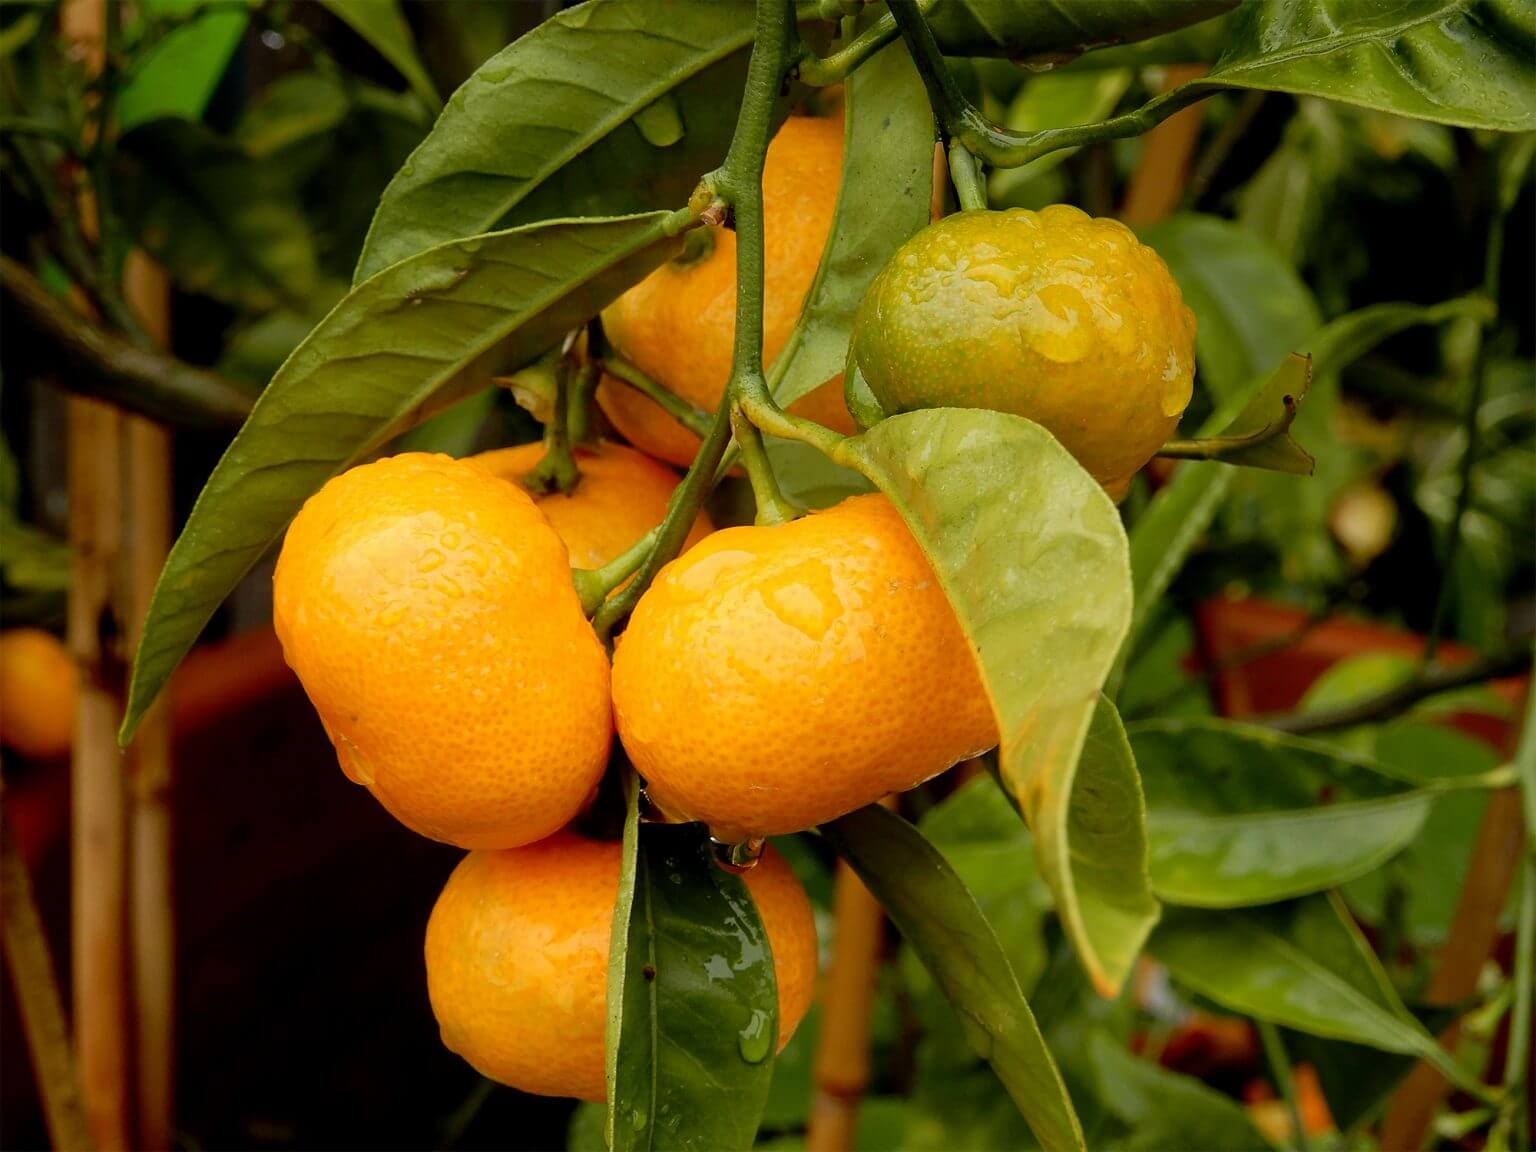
[806,796,896,1152]
[67,393,131,1152]
[1379,786,1526,1150]
[123,250,175,1152]
[1,792,95,1152]
[59,3,133,1145]
[1119,65,1210,227]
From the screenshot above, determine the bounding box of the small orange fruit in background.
[851,204,1196,500]
[612,494,996,842]
[272,453,610,849]
[472,440,711,569]
[425,832,817,1101]
[598,115,856,467]
[0,628,76,760]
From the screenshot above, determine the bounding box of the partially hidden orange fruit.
[425,832,817,1101]
[0,628,77,760]
[851,204,1196,500]
[471,440,711,569]
[273,453,610,849]
[598,115,856,468]
[612,494,996,841]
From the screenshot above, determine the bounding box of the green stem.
[528,344,581,495]
[796,11,899,86]
[1493,688,1536,1150]
[948,139,987,212]
[738,390,848,459]
[593,392,733,643]
[1426,175,1508,662]
[594,0,800,642]
[1257,1019,1311,1152]
[573,527,660,617]
[569,319,604,446]
[732,406,797,525]
[887,0,1211,170]
[603,354,713,439]
[1156,397,1300,462]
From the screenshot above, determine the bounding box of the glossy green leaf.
[1180,0,1536,132]
[606,784,777,1151]
[823,804,1085,1152]
[1133,724,1432,907]
[319,0,440,111]
[116,0,251,131]
[839,410,1153,995]
[770,33,930,411]
[1088,1032,1274,1151]
[1151,895,1481,1092]
[357,0,762,282]
[120,210,689,743]
[1195,353,1315,475]
[918,774,1052,993]
[924,0,1236,61]
[117,119,320,313]
[1139,214,1322,401]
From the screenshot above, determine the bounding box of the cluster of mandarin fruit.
[270,113,1195,1101]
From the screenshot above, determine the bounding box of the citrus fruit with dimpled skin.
[272,452,610,849]
[851,204,1196,500]
[598,115,855,467]
[0,629,77,759]
[425,832,817,1101]
[612,494,996,841]
[471,440,711,569]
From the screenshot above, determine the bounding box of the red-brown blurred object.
[1195,595,1526,748]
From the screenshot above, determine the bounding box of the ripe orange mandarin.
[471,440,711,569]
[273,453,610,849]
[612,494,996,841]
[425,832,817,1101]
[598,114,856,467]
[0,628,77,760]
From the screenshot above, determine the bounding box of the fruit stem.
[1154,395,1302,463]
[1256,1019,1311,1152]
[594,0,801,641]
[526,337,582,495]
[795,7,899,87]
[947,140,987,212]
[568,317,605,447]
[887,0,1214,171]
[603,354,714,439]
[573,527,660,618]
[732,405,799,526]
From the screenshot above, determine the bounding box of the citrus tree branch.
[1262,642,1531,735]
[602,354,714,439]
[1426,161,1511,662]
[887,0,1211,170]
[795,10,899,86]
[1,253,253,428]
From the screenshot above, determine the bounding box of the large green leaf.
[923,0,1236,60]
[823,804,1085,1152]
[120,210,690,743]
[356,0,762,283]
[1088,1032,1274,1151]
[771,31,930,412]
[1140,214,1322,403]
[1180,0,1536,132]
[1151,895,1482,1092]
[117,119,320,313]
[116,0,251,131]
[319,0,440,111]
[1131,718,1436,906]
[606,780,777,1151]
[838,410,1155,995]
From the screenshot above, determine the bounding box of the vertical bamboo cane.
[123,250,175,1151]
[1119,65,1211,227]
[58,2,132,1145]
[1379,786,1526,1150]
[66,393,130,1152]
